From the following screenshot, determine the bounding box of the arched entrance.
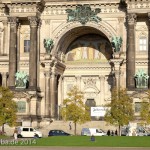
[56,26,114,120]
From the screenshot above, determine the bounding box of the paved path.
[0,147,149,150]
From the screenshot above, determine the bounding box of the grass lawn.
[0,136,150,147]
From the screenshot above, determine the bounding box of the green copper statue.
[66,4,101,25]
[15,71,28,88]
[134,69,149,88]
[44,38,54,54]
[111,36,122,52]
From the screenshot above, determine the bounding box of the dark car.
[48,130,71,136]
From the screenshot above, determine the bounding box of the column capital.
[2,20,8,26]
[44,71,51,78]
[148,12,150,19]
[109,59,124,71]
[28,16,39,27]
[147,13,150,27]
[8,17,18,27]
[127,13,137,25]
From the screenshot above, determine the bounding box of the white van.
[81,128,107,136]
[17,126,42,138]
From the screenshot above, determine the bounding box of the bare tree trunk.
[119,125,121,136]
[2,123,4,134]
[74,122,77,135]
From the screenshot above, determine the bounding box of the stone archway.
[51,21,117,56]
[48,22,116,120]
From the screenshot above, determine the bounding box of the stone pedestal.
[30,97,37,116]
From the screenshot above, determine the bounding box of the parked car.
[121,125,150,136]
[17,126,42,138]
[48,130,71,136]
[81,128,107,136]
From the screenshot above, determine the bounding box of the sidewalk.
[0,147,149,150]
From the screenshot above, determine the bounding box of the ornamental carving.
[66,4,101,25]
[8,17,18,27]
[28,16,39,27]
[127,13,137,25]
[83,77,96,87]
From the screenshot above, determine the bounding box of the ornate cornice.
[127,0,150,12]
[2,0,45,16]
[43,3,122,16]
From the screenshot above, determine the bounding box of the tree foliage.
[0,87,17,131]
[60,86,90,135]
[140,90,150,125]
[104,88,134,135]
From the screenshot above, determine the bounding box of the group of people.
[107,129,118,136]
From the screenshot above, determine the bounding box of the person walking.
[69,122,72,130]
[14,127,18,140]
[115,129,118,136]
[107,129,110,136]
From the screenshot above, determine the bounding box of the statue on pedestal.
[134,69,149,88]
[15,71,28,89]
[44,38,54,54]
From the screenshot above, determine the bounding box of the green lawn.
[0,136,150,147]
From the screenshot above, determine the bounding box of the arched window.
[139,37,147,51]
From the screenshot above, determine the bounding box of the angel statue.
[111,36,122,53]
[44,38,54,54]
[15,71,28,88]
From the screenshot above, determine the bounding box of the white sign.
[91,107,108,117]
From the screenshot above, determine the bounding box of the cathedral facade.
[0,0,150,126]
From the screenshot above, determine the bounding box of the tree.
[104,88,134,136]
[0,87,17,134]
[60,86,90,135]
[140,90,150,125]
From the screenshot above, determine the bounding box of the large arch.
[51,21,117,56]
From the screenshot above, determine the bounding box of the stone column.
[76,75,81,90]
[17,23,21,71]
[28,16,38,90]
[30,97,37,115]
[44,71,50,117]
[0,32,2,55]
[110,59,124,90]
[37,21,41,88]
[100,76,105,103]
[148,13,150,87]
[2,20,8,55]
[1,72,7,87]
[50,72,58,118]
[126,13,137,89]
[8,17,18,88]
[58,76,63,104]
